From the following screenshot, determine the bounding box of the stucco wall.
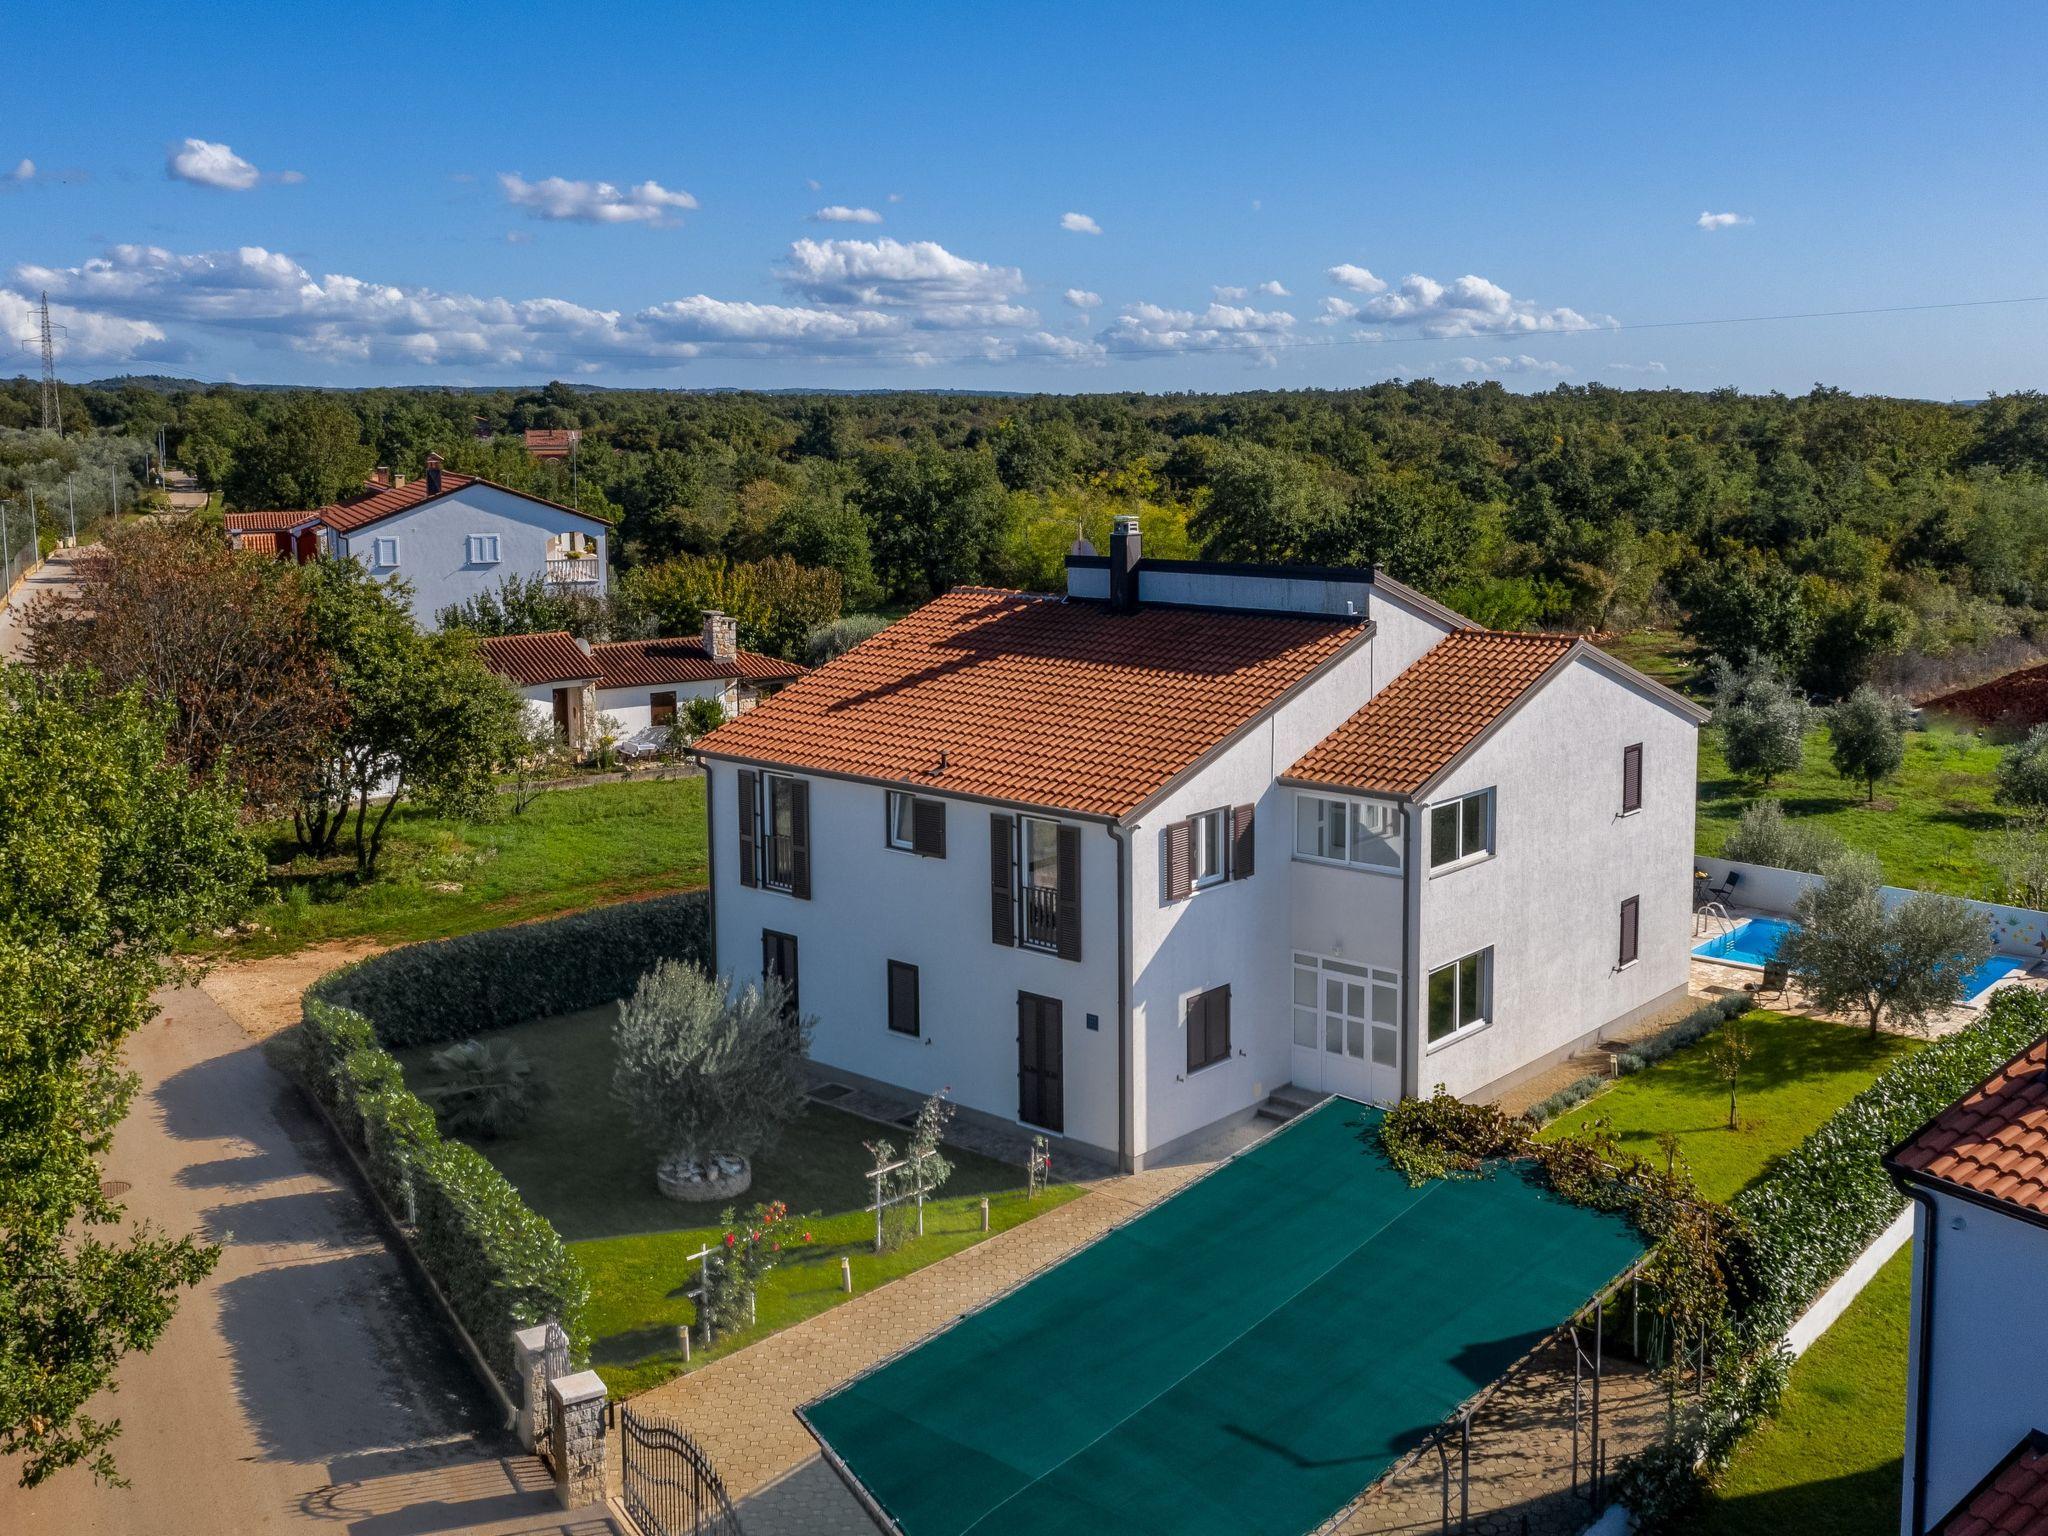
[597,679,734,738]
[1904,1190,2048,1533]
[1415,656,1700,1098]
[705,762,1126,1160]
[336,483,607,627]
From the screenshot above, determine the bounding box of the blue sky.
[5,1,2045,396]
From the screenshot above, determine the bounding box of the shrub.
[419,1039,548,1140]
[1719,799,1845,874]
[1997,723,2048,811]
[312,891,709,1049]
[804,613,890,666]
[1612,994,1754,1076]
[611,961,812,1175]
[700,1200,812,1335]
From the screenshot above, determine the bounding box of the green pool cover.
[803,1098,1644,1536]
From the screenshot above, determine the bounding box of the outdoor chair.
[1706,870,1742,903]
[1755,959,1789,999]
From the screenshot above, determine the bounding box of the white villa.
[692,520,1709,1171]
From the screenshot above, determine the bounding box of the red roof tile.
[1286,629,1580,796]
[224,509,315,532]
[1893,1036,2048,1219]
[311,471,610,534]
[1935,1431,2048,1535]
[234,531,285,555]
[476,631,597,687]
[692,588,1364,819]
[524,428,582,458]
[590,637,806,690]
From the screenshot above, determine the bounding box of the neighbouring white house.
[1887,1035,2048,1536]
[224,452,610,627]
[691,519,1709,1171]
[477,612,805,752]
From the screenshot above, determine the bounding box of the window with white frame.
[371,536,400,568]
[1292,954,1400,1066]
[1428,789,1492,870]
[1189,808,1228,888]
[467,533,501,564]
[1294,793,1403,871]
[1426,948,1491,1044]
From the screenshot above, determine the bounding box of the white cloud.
[1453,354,1572,378]
[778,237,1030,326]
[1696,211,1752,230]
[1060,211,1102,235]
[1344,272,1607,339]
[1608,361,1668,375]
[1100,300,1299,362]
[0,285,179,363]
[1317,297,1360,325]
[1213,285,1248,302]
[6,159,32,183]
[1063,288,1102,310]
[1328,263,1388,294]
[806,178,822,192]
[1258,280,1290,297]
[276,169,306,186]
[810,205,883,224]
[499,172,697,226]
[166,138,260,191]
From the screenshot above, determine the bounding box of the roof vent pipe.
[1109,515,1142,613]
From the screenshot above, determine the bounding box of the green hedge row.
[312,890,710,1048]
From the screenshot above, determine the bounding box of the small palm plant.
[419,1038,547,1140]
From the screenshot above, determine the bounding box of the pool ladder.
[1693,902,1734,939]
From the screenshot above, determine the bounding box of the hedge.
[312,890,710,1048]
[1523,994,1754,1126]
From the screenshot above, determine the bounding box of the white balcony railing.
[546,557,601,586]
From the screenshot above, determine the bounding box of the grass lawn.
[1541,1011,1921,1202]
[1597,628,1702,692]
[397,1006,1084,1398]
[1697,722,2011,900]
[219,777,707,958]
[1688,1247,1912,1536]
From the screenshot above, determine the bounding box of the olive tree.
[1827,687,1911,803]
[1713,664,1812,788]
[1779,852,1993,1038]
[1997,724,2048,813]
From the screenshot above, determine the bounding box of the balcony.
[1021,882,1060,951]
[546,557,601,586]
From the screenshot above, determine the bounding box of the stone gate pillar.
[547,1370,608,1510]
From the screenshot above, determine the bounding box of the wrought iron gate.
[619,1403,743,1536]
[532,1321,570,1472]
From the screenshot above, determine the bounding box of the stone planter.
[656,1151,751,1203]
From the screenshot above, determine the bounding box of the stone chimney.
[424,452,444,496]
[371,464,392,487]
[1109,515,1142,614]
[702,610,737,661]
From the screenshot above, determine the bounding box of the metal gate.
[532,1321,570,1472]
[619,1403,743,1536]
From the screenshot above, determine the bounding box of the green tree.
[1677,555,1811,674]
[1779,852,1993,1037]
[220,395,373,510]
[766,464,880,609]
[436,573,614,641]
[1712,664,1812,788]
[1996,724,2048,813]
[1826,686,1912,803]
[857,445,1005,600]
[1188,443,1344,563]
[0,669,260,1487]
[173,393,247,491]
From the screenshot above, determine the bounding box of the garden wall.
[1696,854,2048,959]
[297,891,712,1390]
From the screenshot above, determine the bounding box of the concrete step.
[1256,1086,1329,1124]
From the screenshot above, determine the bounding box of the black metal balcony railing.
[1021,882,1060,950]
[764,834,797,891]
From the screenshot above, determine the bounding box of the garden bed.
[395,1005,1083,1398]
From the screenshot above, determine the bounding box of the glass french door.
[1291,953,1400,1103]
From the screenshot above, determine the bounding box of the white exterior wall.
[1904,1190,2048,1532]
[705,762,1126,1160]
[336,483,608,627]
[1413,656,1698,1097]
[597,679,735,737]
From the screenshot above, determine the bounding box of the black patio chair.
[1707,869,1743,903]
[1755,959,1789,999]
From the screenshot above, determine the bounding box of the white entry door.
[1291,953,1400,1103]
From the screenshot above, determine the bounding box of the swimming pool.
[1693,916,2030,1003]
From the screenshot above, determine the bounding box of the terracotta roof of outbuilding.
[1891,1034,2048,1219]
[476,631,598,687]
[1285,629,1580,796]
[224,509,314,532]
[1933,1431,2048,1535]
[234,531,285,555]
[591,637,807,690]
[692,587,1365,819]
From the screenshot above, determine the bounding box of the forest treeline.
[12,374,2048,694]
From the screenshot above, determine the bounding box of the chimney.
[1109,515,1142,613]
[424,452,444,496]
[371,464,392,487]
[702,610,737,661]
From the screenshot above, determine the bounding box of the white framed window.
[886,791,918,851]
[1426,948,1491,1046]
[1428,789,1492,871]
[1189,807,1228,888]
[1019,814,1063,952]
[1292,953,1400,1066]
[1294,793,1403,872]
[467,533,501,564]
[371,535,400,568]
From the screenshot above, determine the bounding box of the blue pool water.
[1693,917,2029,1001]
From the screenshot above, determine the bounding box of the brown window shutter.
[913,796,946,858]
[788,779,811,900]
[737,769,759,888]
[1055,823,1082,962]
[990,814,1015,946]
[1164,820,1193,902]
[1620,896,1639,966]
[1622,743,1643,814]
[1185,991,1205,1074]
[1230,804,1255,880]
[1211,984,1231,1065]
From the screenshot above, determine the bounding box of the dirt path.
[198,939,389,1040]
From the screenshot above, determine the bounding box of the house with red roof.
[692,518,1709,1171]
[1888,1036,2048,1535]
[224,452,610,628]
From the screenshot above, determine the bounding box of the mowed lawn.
[1697,722,2010,900]
[397,1006,1084,1399]
[223,777,708,957]
[1541,1011,1920,1201]
[1688,1248,1912,1536]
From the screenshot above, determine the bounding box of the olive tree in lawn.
[1826,686,1911,803]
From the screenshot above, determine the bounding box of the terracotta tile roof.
[1286,629,1580,796]
[317,471,481,532]
[590,637,806,690]
[692,587,1364,818]
[524,428,582,458]
[1935,1431,2048,1535]
[224,509,314,532]
[234,530,285,555]
[1892,1035,2048,1218]
[476,631,597,687]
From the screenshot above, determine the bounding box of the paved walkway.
[0,542,92,661]
[0,984,616,1535]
